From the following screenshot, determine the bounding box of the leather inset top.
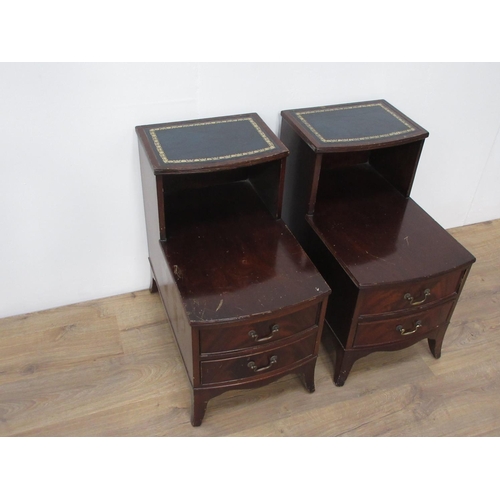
[281,100,429,152]
[150,117,274,163]
[296,103,414,143]
[136,113,288,173]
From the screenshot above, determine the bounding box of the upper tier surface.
[136,113,288,174]
[281,99,429,153]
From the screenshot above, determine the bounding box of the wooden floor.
[1,219,499,437]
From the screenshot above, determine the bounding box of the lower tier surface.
[162,180,330,325]
[309,164,475,286]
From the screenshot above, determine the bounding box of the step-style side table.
[136,113,330,425]
[280,100,475,386]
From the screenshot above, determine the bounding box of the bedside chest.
[280,100,475,386]
[136,113,330,425]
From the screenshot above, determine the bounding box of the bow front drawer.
[200,331,317,385]
[199,303,319,355]
[358,269,465,316]
[353,299,455,348]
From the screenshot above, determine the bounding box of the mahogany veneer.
[280,100,476,385]
[136,113,330,425]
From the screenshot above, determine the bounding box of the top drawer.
[358,268,464,316]
[199,303,319,355]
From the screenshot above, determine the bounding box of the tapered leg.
[191,390,210,427]
[333,348,359,387]
[428,328,446,359]
[299,361,316,393]
[149,273,158,294]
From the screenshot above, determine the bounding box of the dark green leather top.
[282,100,428,152]
[136,113,288,173]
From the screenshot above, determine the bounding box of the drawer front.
[353,300,455,348]
[199,303,318,355]
[358,269,464,316]
[201,332,317,385]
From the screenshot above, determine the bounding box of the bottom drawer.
[353,300,455,348]
[201,332,317,386]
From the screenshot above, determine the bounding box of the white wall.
[1,63,499,319]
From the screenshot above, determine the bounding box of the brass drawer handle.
[396,320,423,336]
[248,355,278,372]
[404,289,431,306]
[248,324,279,343]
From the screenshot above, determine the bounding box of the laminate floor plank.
[0,219,499,436]
[0,346,188,436]
[98,290,168,331]
[0,316,123,385]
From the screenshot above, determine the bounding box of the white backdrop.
[1,62,499,319]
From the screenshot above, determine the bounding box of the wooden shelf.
[162,180,328,324]
[309,164,475,286]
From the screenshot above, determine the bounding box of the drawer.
[358,269,464,316]
[201,331,317,385]
[199,303,319,355]
[353,300,455,348]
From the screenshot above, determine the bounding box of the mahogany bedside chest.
[280,100,475,386]
[136,113,330,425]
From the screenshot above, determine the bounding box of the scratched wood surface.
[1,219,499,436]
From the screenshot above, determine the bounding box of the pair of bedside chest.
[136,100,475,426]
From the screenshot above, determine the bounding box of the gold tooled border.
[149,117,276,164]
[295,103,416,143]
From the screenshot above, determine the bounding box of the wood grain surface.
[1,219,499,436]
